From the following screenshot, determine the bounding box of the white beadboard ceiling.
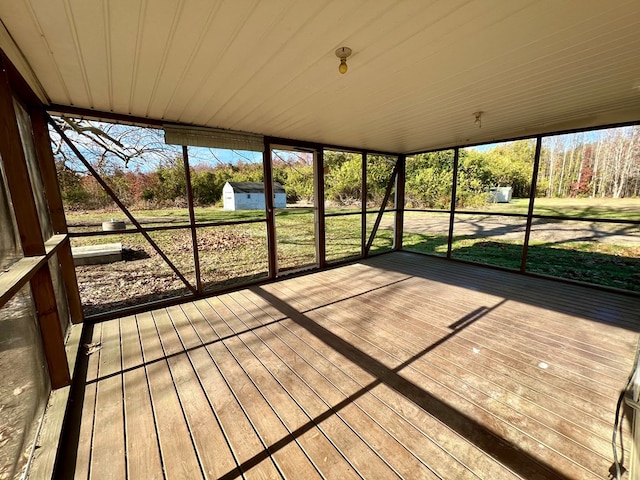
[1,0,640,153]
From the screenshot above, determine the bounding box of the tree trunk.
[546,141,556,197]
[557,140,568,197]
[591,133,603,197]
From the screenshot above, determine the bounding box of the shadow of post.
[234,288,573,480]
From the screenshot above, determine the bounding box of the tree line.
[539,127,640,198]
[52,118,640,211]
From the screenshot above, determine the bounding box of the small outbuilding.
[489,186,513,203]
[223,181,287,210]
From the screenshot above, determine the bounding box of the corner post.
[520,136,542,272]
[446,148,460,259]
[0,57,69,388]
[31,109,84,324]
[263,138,277,278]
[394,154,406,250]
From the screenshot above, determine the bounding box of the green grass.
[466,197,640,221]
[72,207,396,315]
[66,197,640,228]
[69,200,639,315]
[65,206,266,230]
[403,232,640,291]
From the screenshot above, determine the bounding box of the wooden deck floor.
[58,252,640,479]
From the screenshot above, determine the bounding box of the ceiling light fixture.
[474,111,483,128]
[335,47,352,74]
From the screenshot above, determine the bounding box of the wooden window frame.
[0,53,74,389]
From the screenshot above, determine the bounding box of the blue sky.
[187,147,262,166]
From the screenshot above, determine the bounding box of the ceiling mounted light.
[474,111,483,128]
[335,46,352,74]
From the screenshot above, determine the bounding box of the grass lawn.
[71,207,393,315]
[468,196,640,221]
[403,232,640,291]
[65,206,266,230]
[68,198,639,315]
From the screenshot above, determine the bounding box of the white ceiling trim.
[1,0,639,152]
[0,19,48,103]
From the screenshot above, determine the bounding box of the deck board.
[216,293,431,480]
[73,323,101,479]
[63,252,640,480]
[120,315,163,480]
[156,307,239,479]
[208,298,367,479]
[90,317,125,479]
[263,261,623,477]
[226,291,485,480]
[137,310,203,479]
[260,281,600,479]
[180,301,283,480]
[189,299,322,480]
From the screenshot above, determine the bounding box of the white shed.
[223,182,287,210]
[488,186,513,203]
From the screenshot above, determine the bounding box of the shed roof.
[227,182,285,194]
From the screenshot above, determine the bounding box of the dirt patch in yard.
[75,227,267,316]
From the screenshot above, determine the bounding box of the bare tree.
[49,116,179,173]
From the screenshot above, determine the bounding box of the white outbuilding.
[222,181,287,210]
[488,186,513,203]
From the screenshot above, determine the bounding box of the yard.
[65,198,640,316]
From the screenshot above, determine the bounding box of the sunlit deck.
[57,252,640,479]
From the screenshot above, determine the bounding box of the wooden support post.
[314,147,326,268]
[365,160,399,253]
[183,146,202,293]
[31,109,84,324]
[54,238,83,325]
[30,110,66,233]
[394,154,406,250]
[0,57,70,387]
[263,138,277,278]
[0,67,44,254]
[361,152,368,258]
[520,136,542,272]
[447,148,460,259]
[30,266,71,388]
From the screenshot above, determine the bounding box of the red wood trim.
[394,154,406,250]
[0,50,43,109]
[0,57,45,256]
[0,58,71,386]
[30,266,71,388]
[520,136,542,272]
[265,135,398,157]
[57,239,85,324]
[30,109,84,323]
[183,146,202,293]
[407,119,640,155]
[361,152,368,257]
[314,148,326,268]
[446,148,460,259]
[30,109,67,233]
[263,140,277,278]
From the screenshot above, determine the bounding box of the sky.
[187,147,262,166]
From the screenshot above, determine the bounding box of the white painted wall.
[223,182,287,210]
[274,192,286,209]
[222,182,236,210]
